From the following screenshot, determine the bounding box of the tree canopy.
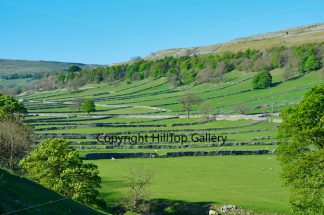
[81,99,96,114]
[29,43,324,92]
[0,93,27,119]
[19,138,105,209]
[277,85,324,214]
[252,70,272,89]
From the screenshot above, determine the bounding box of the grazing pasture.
[19,68,324,213]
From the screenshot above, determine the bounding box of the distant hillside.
[145,23,324,60]
[0,59,100,93]
[0,168,105,215]
[0,59,92,77]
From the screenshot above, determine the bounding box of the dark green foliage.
[277,85,324,214]
[67,65,82,73]
[19,138,106,210]
[252,70,272,89]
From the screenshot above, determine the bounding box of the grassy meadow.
[18,68,324,214]
[90,155,289,213]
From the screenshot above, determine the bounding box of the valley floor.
[88,155,289,214]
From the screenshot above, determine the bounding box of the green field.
[17,68,324,214]
[89,155,289,214]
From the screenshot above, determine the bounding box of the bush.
[252,70,272,89]
[303,54,321,72]
[81,99,96,114]
[19,138,106,210]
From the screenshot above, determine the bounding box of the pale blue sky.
[0,0,323,64]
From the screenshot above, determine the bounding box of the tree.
[303,54,321,72]
[74,97,84,112]
[121,168,153,214]
[0,118,33,170]
[167,72,182,87]
[66,65,82,82]
[81,99,96,115]
[196,66,213,84]
[179,93,200,118]
[277,85,324,214]
[199,101,212,119]
[215,62,226,82]
[282,68,294,81]
[19,138,105,209]
[67,65,82,73]
[294,46,321,73]
[67,79,81,92]
[0,93,27,119]
[252,70,272,89]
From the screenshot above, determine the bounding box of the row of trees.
[30,43,323,92]
[1,72,43,80]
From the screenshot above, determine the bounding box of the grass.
[88,155,289,214]
[19,68,324,214]
[0,168,105,215]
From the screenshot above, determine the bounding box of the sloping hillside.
[0,59,93,77]
[0,60,100,92]
[0,168,105,215]
[146,23,324,60]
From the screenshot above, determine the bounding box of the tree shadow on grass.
[99,179,129,201]
[148,199,213,215]
[107,198,214,215]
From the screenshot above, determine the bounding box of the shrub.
[19,138,106,210]
[252,70,272,89]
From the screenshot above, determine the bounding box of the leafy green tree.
[294,46,321,72]
[277,85,324,214]
[252,70,272,89]
[19,138,106,209]
[0,93,27,119]
[81,99,96,114]
[303,54,321,72]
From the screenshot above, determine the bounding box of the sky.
[0,0,324,64]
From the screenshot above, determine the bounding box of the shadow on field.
[148,199,213,215]
[100,179,129,200]
[107,198,213,215]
